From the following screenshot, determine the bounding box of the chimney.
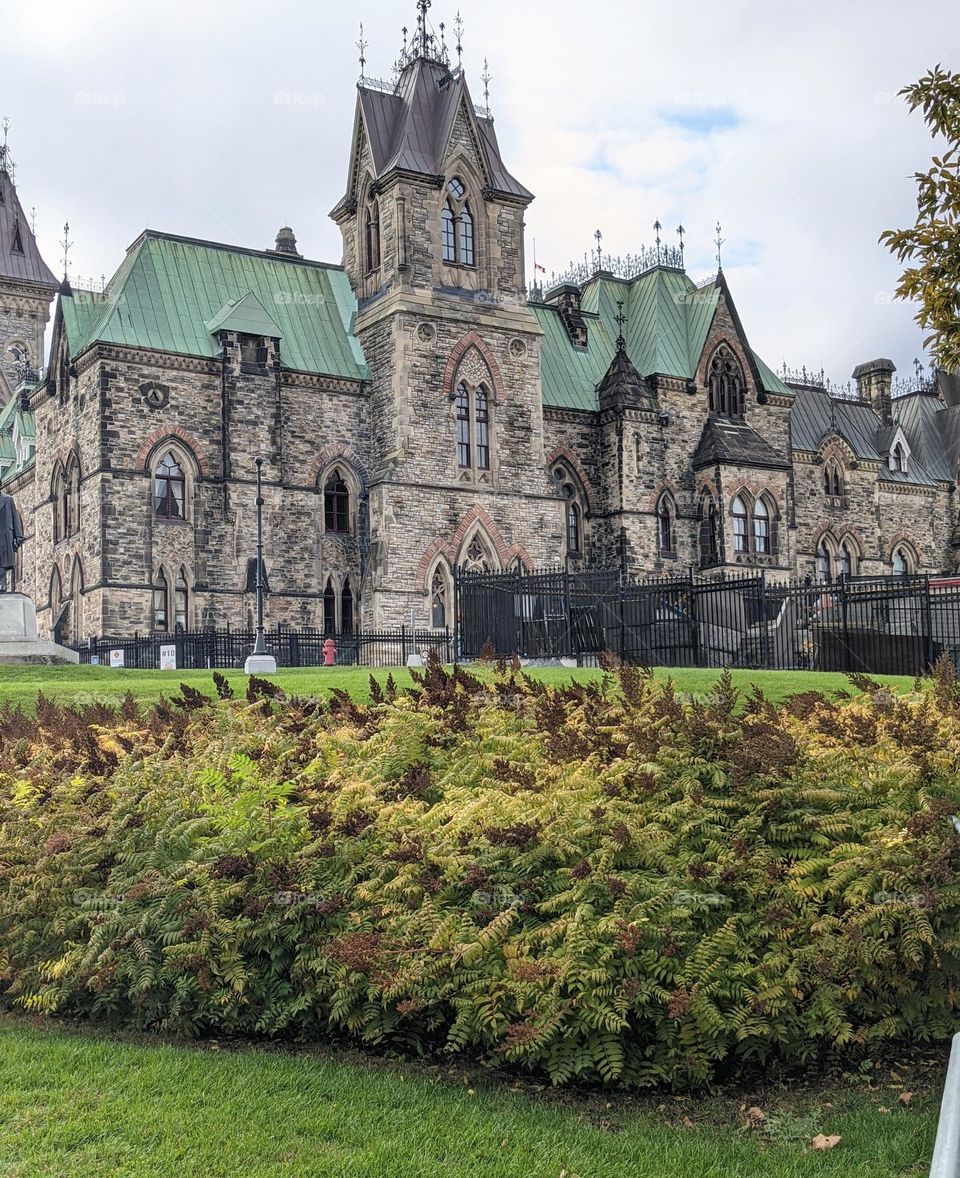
[545,284,588,349]
[271,226,301,258]
[852,358,895,425]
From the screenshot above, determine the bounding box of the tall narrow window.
[474,387,490,470]
[566,499,581,554]
[891,443,907,473]
[153,569,169,632]
[656,493,674,554]
[365,201,380,272]
[708,343,745,417]
[51,465,65,543]
[458,208,475,266]
[174,570,188,630]
[838,542,854,579]
[70,563,83,644]
[892,547,908,575]
[732,494,749,554]
[753,498,770,555]
[67,458,81,535]
[341,579,354,635]
[431,567,448,629]
[323,579,336,634]
[698,493,719,567]
[456,383,471,468]
[817,543,832,583]
[154,452,185,519]
[441,204,456,262]
[323,470,351,534]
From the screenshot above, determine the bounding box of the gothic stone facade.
[1,42,957,644]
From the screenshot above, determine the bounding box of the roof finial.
[356,22,368,84]
[594,228,603,272]
[676,223,685,260]
[60,220,73,282]
[714,220,725,271]
[454,10,464,68]
[653,220,662,264]
[417,0,431,57]
[615,299,627,354]
[481,57,492,117]
[0,116,8,174]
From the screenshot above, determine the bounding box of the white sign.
[109,649,124,668]
[159,645,177,671]
[89,655,100,666]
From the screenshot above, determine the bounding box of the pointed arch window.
[431,565,449,629]
[566,499,581,554]
[656,492,675,555]
[891,443,907,474]
[153,569,169,632]
[323,579,336,635]
[174,570,189,631]
[455,380,492,472]
[51,464,66,543]
[838,541,855,579]
[154,452,185,520]
[824,460,844,498]
[66,455,80,536]
[364,199,381,273]
[892,546,911,576]
[441,177,476,267]
[462,533,495,573]
[707,343,745,417]
[817,541,832,583]
[341,578,354,635]
[753,497,771,555]
[698,492,720,567]
[323,469,351,534]
[732,494,749,554]
[69,561,83,644]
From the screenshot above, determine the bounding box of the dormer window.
[891,443,907,474]
[441,177,475,267]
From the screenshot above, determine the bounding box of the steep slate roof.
[693,417,789,471]
[597,344,658,412]
[58,231,370,382]
[0,166,57,289]
[789,386,941,487]
[342,60,531,209]
[535,269,790,412]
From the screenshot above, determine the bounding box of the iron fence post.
[925,574,935,673]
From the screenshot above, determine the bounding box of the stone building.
[1,9,958,644]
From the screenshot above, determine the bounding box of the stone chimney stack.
[852,358,895,425]
[544,284,588,348]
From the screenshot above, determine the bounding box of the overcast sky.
[4,0,958,383]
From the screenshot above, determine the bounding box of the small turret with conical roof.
[596,306,657,413]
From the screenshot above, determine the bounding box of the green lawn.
[0,1017,939,1177]
[0,663,919,713]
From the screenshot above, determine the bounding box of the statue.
[0,490,23,594]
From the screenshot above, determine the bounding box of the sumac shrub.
[2,662,960,1088]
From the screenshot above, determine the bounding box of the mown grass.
[0,1017,939,1177]
[0,663,919,714]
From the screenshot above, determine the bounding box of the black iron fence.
[456,566,960,677]
[72,628,453,670]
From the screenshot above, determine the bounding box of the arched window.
[455,380,493,473]
[656,493,675,555]
[153,569,169,632]
[753,497,770,555]
[698,492,719,567]
[323,469,351,534]
[341,578,354,635]
[707,343,745,417]
[66,456,81,536]
[891,443,907,473]
[455,383,471,468]
[364,200,380,273]
[817,541,832,583]
[154,452,185,520]
[51,463,66,543]
[69,561,83,645]
[323,579,336,634]
[441,177,475,266]
[174,569,189,631]
[461,532,496,573]
[474,386,490,470]
[731,494,749,554]
[823,460,844,498]
[892,546,912,576]
[431,565,449,629]
[838,541,855,579]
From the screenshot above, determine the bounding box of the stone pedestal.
[0,593,79,664]
[244,652,278,675]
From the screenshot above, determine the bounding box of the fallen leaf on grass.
[898,1092,915,1106]
[682,1116,695,1128]
[744,1107,766,1128]
[810,1134,842,1150]
[878,1106,891,1114]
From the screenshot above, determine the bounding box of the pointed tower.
[330,5,552,627]
[0,131,57,402]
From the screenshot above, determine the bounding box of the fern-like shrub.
[2,660,960,1088]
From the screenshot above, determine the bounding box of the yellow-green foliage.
[2,661,960,1088]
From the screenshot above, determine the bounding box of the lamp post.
[244,457,277,675]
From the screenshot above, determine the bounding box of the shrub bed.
[2,659,960,1088]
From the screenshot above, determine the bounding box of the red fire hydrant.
[323,637,336,666]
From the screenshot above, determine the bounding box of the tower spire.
[356,22,368,84]
[417,0,431,57]
[481,58,492,117]
[60,220,73,284]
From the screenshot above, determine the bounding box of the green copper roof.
[59,231,370,382]
[204,290,283,338]
[537,268,791,411]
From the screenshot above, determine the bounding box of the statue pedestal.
[0,593,79,665]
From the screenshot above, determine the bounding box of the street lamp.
[244,457,277,675]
